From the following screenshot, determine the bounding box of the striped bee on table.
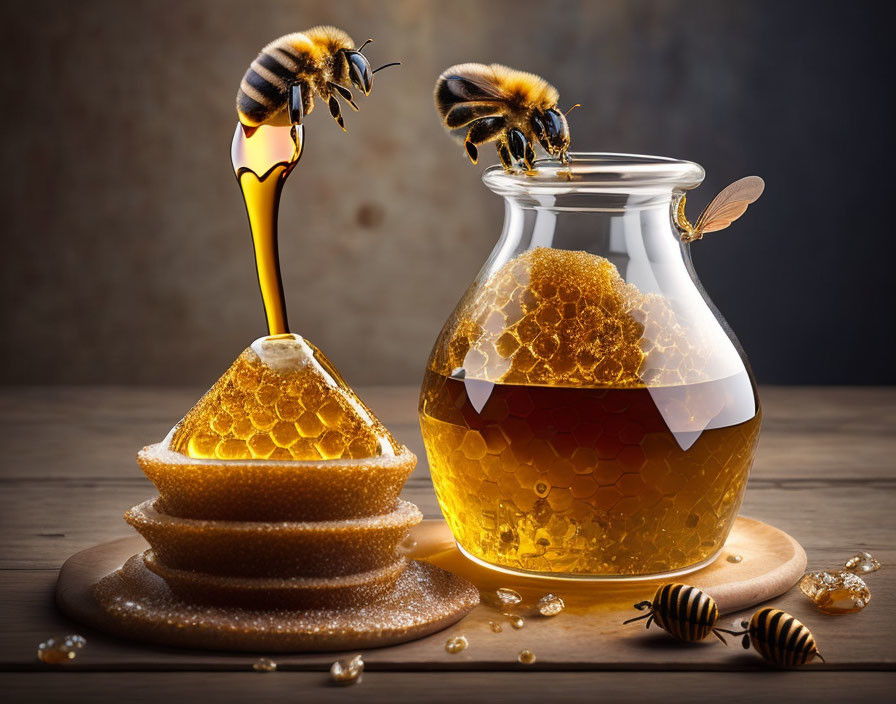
[236,26,399,134]
[434,63,578,171]
[624,583,732,643]
[731,608,825,667]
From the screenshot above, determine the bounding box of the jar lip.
[482,152,705,195]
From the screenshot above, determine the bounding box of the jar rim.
[482,152,705,195]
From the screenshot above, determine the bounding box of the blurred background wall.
[1,0,892,387]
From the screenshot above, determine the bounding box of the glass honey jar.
[419,154,761,579]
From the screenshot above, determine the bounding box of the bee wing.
[694,176,765,234]
[435,63,508,118]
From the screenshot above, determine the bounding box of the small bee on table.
[434,63,577,171]
[624,583,734,643]
[236,25,399,134]
[730,608,825,667]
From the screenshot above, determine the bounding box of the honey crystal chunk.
[518,649,536,665]
[537,593,565,616]
[170,335,399,461]
[252,657,277,672]
[506,614,525,629]
[445,635,469,654]
[844,551,880,574]
[37,635,86,664]
[330,655,364,685]
[496,587,522,605]
[799,570,871,614]
[488,620,503,633]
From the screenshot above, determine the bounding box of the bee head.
[542,108,570,156]
[341,50,374,95]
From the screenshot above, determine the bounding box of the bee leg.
[329,83,359,112]
[496,140,514,171]
[463,117,506,165]
[622,603,654,625]
[524,140,537,171]
[711,629,729,645]
[288,83,304,125]
[507,128,527,166]
[327,95,346,131]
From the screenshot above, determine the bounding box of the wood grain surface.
[1,386,894,703]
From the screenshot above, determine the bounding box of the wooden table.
[1,386,894,702]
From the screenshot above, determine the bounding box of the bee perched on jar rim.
[434,63,577,171]
[624,583,735,643]
[731,608,825,667]
[236,26,399,134]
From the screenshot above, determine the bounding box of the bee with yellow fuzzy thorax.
[434,63,577,171]
[236,26,399,134]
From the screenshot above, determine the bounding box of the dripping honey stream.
[231,123,304,336]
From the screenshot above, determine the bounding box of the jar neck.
[483,191,689,289]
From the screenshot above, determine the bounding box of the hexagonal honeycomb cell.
[171,334,400,461]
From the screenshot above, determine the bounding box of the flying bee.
[624,583,733,643]
[236,26,399,134]
[434,63,577,171]
[675,176,765,243]
[729,608,825,667]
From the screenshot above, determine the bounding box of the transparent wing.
[695,176,765,234]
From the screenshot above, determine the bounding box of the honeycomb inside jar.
[419,248,760,577]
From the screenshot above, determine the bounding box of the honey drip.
[231,123,304,336]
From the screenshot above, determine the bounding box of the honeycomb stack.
[91,334,478,651]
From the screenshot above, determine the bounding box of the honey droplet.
[518,649,537,665]
[488,620,503,633]
[445,635,469,654]
[330,655,364,685]
[537,593,565,616]
[506,613,525,629]
[497,587,522,605]
[844,551,880,574]
[37,634,86,664]
[799,570,871,614]
[252,657,277,672]
[727,554,744,564]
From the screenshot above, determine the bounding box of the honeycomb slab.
[172,334,400,461]
[74,334,478,651]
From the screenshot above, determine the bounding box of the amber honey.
[420,371,760,577]
[231,123,303,336]
[420,246,761,578]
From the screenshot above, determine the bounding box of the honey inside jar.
[420,247,760,577]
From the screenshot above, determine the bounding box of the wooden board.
[55,515,804,661]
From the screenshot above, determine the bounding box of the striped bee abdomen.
[653,583,719,642]
[236,35,317,128]
[749,608,821,667]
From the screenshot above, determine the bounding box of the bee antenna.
[372,62,401,74]
[356,38,373,52]
[564,104,581,116]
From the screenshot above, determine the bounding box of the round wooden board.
[57,515,804,653]
[401,515,807,615]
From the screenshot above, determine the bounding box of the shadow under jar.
[419,154,761,580]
